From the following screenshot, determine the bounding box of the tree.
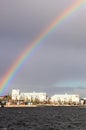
[33,97,40,105]
[4,94,12,101]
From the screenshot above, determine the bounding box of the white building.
[50,93,79,104]
[12,89,20,100]
[20,92,47,102]
[12,89,47,102]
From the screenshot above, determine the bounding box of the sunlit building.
[12,89,20,100]
[50,93,79,104]
[12,89,47,102]
[20,92,47,102]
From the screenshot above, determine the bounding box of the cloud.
[54,80,86,88]
[0,0,86,96]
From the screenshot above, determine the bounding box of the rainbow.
[0,0,86,95]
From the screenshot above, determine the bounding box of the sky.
[0,0,86,97]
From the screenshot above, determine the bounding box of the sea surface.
[0,106,86,130]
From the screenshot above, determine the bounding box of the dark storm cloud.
[0,0,86,96]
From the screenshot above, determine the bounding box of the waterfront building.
[0,96,5,100]
[80,98,86,105]
[20,92,47,102]
[12,89,47,102]
[12,89,20,100]
[50,93,79,104]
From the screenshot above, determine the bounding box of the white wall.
[20,92,47,102]
[12,90,47,102]
[50,94,79,104]
[12,89,20,100]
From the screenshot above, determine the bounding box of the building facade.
[20,92,47,102]
[50,93,79,104]
[12,89,47,102]
[12,89,20,100]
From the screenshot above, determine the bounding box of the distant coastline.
[4,104,86,108]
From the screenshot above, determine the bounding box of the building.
[80,98,86,105]
[0,96,5,100]
[50,93,79,104]
[12,89,47,102]
[12,89,20,100]
[20,92,47,102]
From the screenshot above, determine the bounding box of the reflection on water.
[0,106,86,130]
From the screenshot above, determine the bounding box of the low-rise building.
[12,89,47,102]
[50,93,79,104]
[20,92,47,102]
[12,89,20,100]
[80,98,86,105]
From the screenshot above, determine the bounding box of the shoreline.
[3,104,86,108]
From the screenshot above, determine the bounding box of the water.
[0,106,86,130]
